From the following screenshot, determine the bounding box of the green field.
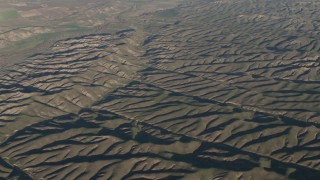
[0,9,19,21]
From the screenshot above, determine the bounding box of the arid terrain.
[0,0,320,179]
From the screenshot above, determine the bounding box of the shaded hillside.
[0,0,320,179]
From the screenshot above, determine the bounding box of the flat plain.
[0,0,320,179]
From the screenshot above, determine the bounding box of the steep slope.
[0,0,320,179]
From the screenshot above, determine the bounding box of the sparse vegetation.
[0,9,19,21]
[0,0,319,179]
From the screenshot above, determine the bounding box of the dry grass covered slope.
[0,0,320,179]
